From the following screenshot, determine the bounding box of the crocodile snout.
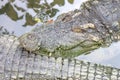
[19,32,41,52]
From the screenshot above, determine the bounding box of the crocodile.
[0,35,120,80]
[1,0,120,79]
[19,0,120,58]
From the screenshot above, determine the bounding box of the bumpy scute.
[19,32,41,51]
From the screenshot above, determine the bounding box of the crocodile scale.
[0,35,120,80]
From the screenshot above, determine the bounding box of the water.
[1,0,120,69]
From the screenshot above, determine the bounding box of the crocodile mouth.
[36,32,104,58]
[54,40,103,58]
[19,21,105,58]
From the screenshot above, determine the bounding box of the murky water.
[0,0,87,36]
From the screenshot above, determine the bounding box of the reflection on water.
[0,0,87,36]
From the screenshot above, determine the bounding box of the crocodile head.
[18,0,120,58]
[18,10,106,58]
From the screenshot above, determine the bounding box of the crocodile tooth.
[114,35,118,40]
[118,35,120,40]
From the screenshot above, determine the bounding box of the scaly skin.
[0,35,120,80]
[1,0,120,80]
[19,0,120,58]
